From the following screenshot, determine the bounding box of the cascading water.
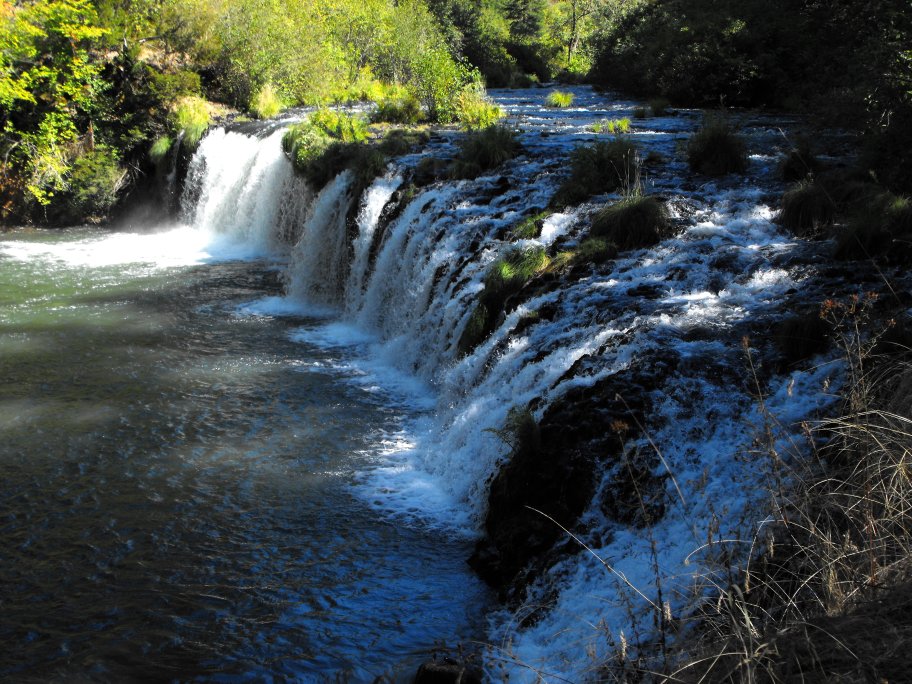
[1,87,877,682]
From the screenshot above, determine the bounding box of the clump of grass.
[633,106,648,119]
[377,128,429,156]
[545,90,574,108]
[574,237,618,264]
[779,138,821,182]
[774,313,831,364]
[171,96,211,149]
[458,246,550,354]
[778,179,836,236]
[455,87,504,130]
[687,115,748,176]
[509,210,550,240]
[835,191,912,261]
[149,135,173,166]
[592,118,631,134]
[249,83,284,119]
[450,125,521,179]
[553,138,638,206]
[591,194,671,250]
[371,94,423,124]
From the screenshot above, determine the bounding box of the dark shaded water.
[0,228,488,681]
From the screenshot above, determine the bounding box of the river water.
[0,227,489,680]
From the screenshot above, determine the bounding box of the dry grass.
[671,295,912,683]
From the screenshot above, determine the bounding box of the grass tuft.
[545,90,574,108]
[779,138,821,182]
[591,194,671,250]
[250,83,284,119]
[835,191,912,261]
[149,135,173,166]
[371,94,423,124]
[592,118,631,135]
[687,115,748,176]
[450,125,521,179]
[553,138,638,206]
[455,88,504,130]
[171,96,211,149]
[778,179,836,236]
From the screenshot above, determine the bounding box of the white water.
[169,89,852,681]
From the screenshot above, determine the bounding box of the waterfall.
[178,95,845,682]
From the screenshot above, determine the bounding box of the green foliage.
[148,70,202,104]
[509,210,549,240]
[450,125,521,179]
[779,180,836,236]
[545,90,574,108]
[372,95,424,124]
[149,135,174,165]
[63,146,127,218]
[455,86,504,130]
[554,138,638,206]
[307,110,370,144]
[377,128,430,156]
[687,116,747,176]
[590,194,671,250]
[592,117,631,134]
[458,245,549,353]
[171,96,211,149]
[574,236,617,264]
[250,83,284,119]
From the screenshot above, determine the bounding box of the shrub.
[250,83,284,119]
[591,194,671,250]
[455,87,504,130]
[171,96,211,149]
[778,180,836,236]
[592,118,631,134]
[371,94,423,124]
[64,146,127,218]
[553,138,638,205]
[545,90,574,108]
[450,125,521,179]
[687,116,748,176]
[149,70,201,104]
[307,109,369,144]
[149,136,173,166]
[835,191,912,261]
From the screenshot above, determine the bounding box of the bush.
[250,83,284,119]
[171,96,211,149]
[835,191,912,261]
[545,90,574,108]
[687,116,748,176]
[591,194,671,250]
[778,180,836,236]
[553,138,638,205]
[450,125,521,179]
[307,109,369,143]
[372,94,423,124]
[455,87,504,130]
[149,70,201,104]
[64,146,127,218]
